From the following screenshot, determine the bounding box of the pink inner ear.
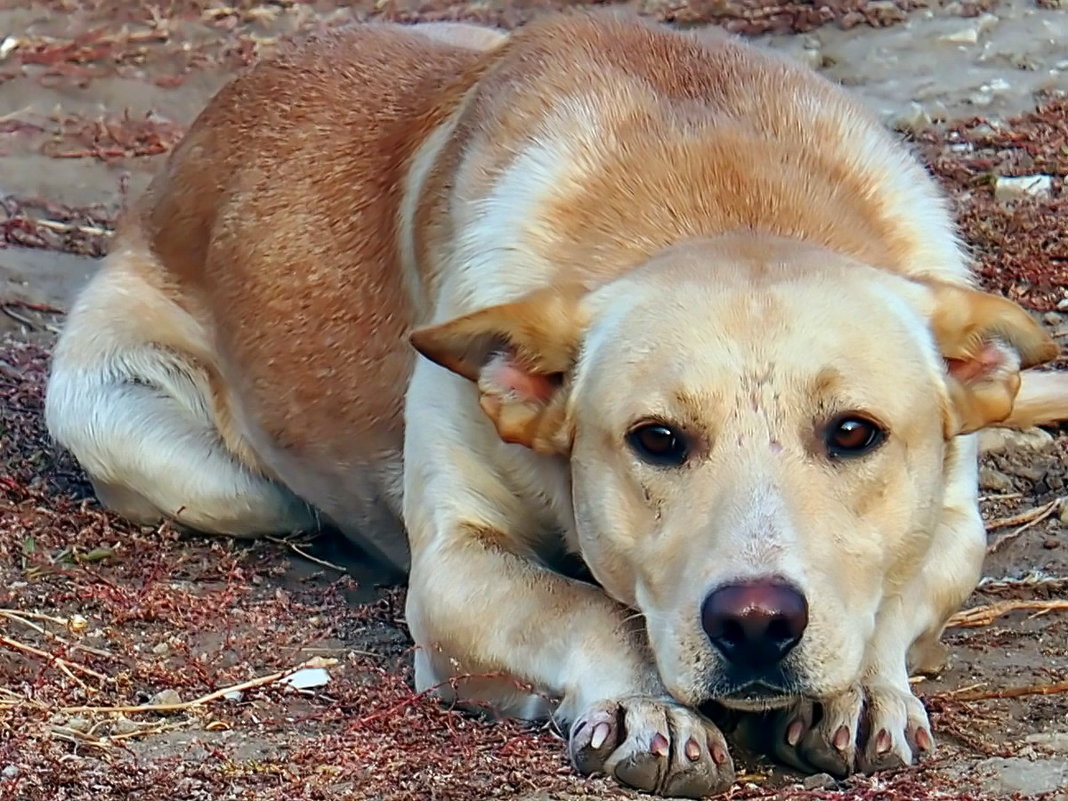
[483,352,557,403]
[946,342,1006,383]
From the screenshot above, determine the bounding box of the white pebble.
[940,26,979,45]
[994,174,1053,203]
[281,666,331,690]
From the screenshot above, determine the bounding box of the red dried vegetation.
[0,195,115,257]
[0,0,923,92]
[1,111,185,161]
[918,97,1068,313]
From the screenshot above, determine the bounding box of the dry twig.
[947,599,1068,628]
[937,680,1068,702]
[264,535,346,573]
[0,634,108,684]
[976,571,1068,594]
[59,657,337,715]
[987,499,1061,553]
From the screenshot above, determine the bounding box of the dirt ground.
[1,1,1067,799]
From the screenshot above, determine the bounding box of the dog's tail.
[1000,370,1068,429]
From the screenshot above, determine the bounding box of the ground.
[1,1,1067,799]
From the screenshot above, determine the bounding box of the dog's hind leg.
[45,248,315,537]
[998,370,1068,429]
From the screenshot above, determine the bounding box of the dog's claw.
[874,729,892,754]
[650,732,669,757]
[833,725,850,752]
[786,719,804,747]
[591,722,611,750]
[711,743,729,766]
[915,726,933,753]
[569,697,734,798]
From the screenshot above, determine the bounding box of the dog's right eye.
[627,423,689,467]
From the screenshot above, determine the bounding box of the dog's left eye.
[628,423,689,466]
[825,415,886,458]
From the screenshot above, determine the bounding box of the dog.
[45,12,1068,796]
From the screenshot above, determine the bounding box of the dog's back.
[45,23,498,567]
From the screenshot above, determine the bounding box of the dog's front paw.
[769,683,933,776]
[569,696,735,797]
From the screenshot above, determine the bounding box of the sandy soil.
[1,2,1066,799]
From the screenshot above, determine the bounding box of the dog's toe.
[569,701,624,776]
[569,696,734,797]
[763,683,933,777]
[856,684,932,774]
[769,690,861,776]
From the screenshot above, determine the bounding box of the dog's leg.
[46,264,315,537]
[996,369,1068,429]
[406,544,734,797]
[403,375,734,798]
[763,434,986,775]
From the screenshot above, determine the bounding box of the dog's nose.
[701,580,808,670]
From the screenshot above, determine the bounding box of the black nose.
[701,580,808,671]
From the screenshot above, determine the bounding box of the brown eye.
[628,423,689,467]
[826,415,886,458]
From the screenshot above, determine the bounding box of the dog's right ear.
[409,286,589,453]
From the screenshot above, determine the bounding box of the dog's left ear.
[409,285,588,453]
[925,282,1059,435]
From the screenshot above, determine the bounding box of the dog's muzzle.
[699,577,809,707]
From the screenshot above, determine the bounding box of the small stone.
[1007,462,1050,483]
[1060,503,1068,526]
[866,1,907,24]
[979,427,1055,454]
[65,717,91,733]
[1043,537,1059,550]
[940,25,979,45]
[976,12,999,34]
[1043,312,1062,326]
[994,174,1053,203]
[1026,732,1068,753]
[839,10,865,28]
[974,756,1068,796]
[1056,297,1068,311]
[0,37,18,61]
[803,773,837,790]
[2,765,19,779]
[892,102,932,133]
[151,641,170,655]
[150,689,182,706]
[796,46,823,70]
[113,716,140,736]
[979,467,1014,492]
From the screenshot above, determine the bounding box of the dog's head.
[410,234,1056,709]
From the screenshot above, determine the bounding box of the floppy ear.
[409,286,588,453]
[926,282,1059,435]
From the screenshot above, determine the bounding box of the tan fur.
[47,12,1064,796]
